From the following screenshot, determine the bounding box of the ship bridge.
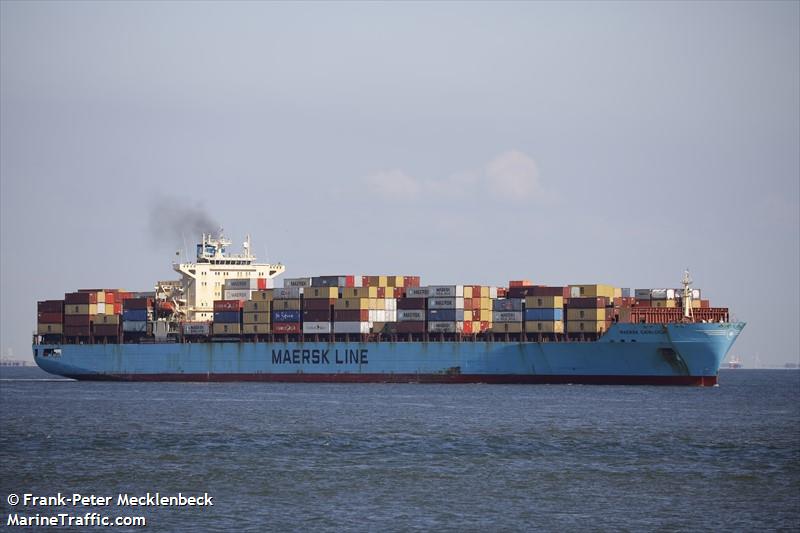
[174,233,284,321]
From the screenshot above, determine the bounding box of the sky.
[1,1,798,366]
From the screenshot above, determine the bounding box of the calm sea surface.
[1,368,798,532]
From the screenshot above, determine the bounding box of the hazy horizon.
[2,1,798,366]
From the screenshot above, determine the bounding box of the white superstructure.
[173,233,284,321]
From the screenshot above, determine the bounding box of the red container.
[393,287,404,299]
[114,303,122,314]
[65,292,91,305]
[472,298,481,311]
[334,309,369,322]
[64,325,91,336]
[303,299,334,310]
[480,321,490,332]
[463,321,474,334]
[214,300,242,312]
[567,297,608,309]
[93,324,119,336]
[397,298,426,310]
[303,309,331,321]
[124,297,153,310]
[397,321,426,334]
[377,287,385,298]
[509,280,533,288]
[257,278,267,290]
[700,300,710,308]
[37,312,63,323]
[38,300,64,313]
[65,315,91,326]
[531,286,569,297]
[403,276,420,288]
[497,288,508,298]
[273,322,301,334]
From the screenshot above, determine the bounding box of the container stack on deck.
[212,299,241,335]
[37,300,64,336]
[122,296,153,336]
[272,287,302,334]
[243,290,272,335]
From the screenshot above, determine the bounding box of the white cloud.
[362,169,422,199]
[485,150,541,201]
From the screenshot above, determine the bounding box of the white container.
[427,321,463,333]
[405,287,430,298]
[225,278,259,290]
[183,322,210,335]
[122,321,147,333]
[489,287,498,299]
[283,277,312,288]
[570,286,581,298]
[493,311,523,322]
[334,321,370,334]
[224,289,251,301]
[427,285,464,298]
[398,310,425,321]
[428,297,464,309]
[692,289,701,299]
[650,289,675,300]
[273,287,302,299]
[96,303,106,314]
[386,298,397,311]
[635,289,651,299]
[302,322,331,334]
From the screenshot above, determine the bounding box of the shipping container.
[529,320,564,333]
[566,308,606,321]
[65,304,90,315]
[303,322,332,334]
[224,278,259,290]
[569,284,616,298]
[213,323,241,335]
[37,323,63,335]
[525,308,564,321]
[37,300,64,313]
[509,280,533,288]
[244,300,270,312]
[283,277,312,288]
[492,299,523,311]
[96,303,106,314]
[428,321,463,333]
[403,276,421,288]
[272,310,301,322]
[182,323,210,336]
[304,298,335,310]
[272,299,301,311]
[524,295,564,308]
[650,289,675,300]
[397,298,426,310]
[304,286,338,299]
[634,289,652,300]
[272,287,302,299]
[334,322,371,334]
[428,297,464,309]
[122,321,147,333]
[64,325,91,336]
[427,285,464,298]
[341,287,375,299]
[334,297,369,310]
[65,292,91,304]
[621,288,633,298]
[490,322,523,334]
[37,312,63,323]
[123,297,152,310]
[123,309,149,322]
[405,287,430,298]
[428,309,465,321]
[566,320,606,333]
[493,311,523,322]
[567,297,608,309]
[94,314,120,325]
[214,300,243,312]
[243,324,271,335]
[213,311,240,323]
[334,309,370,322]
[222,289,250,301]
[243,312,270,324]
[93,324,120,336]
[250,290,274,302]
[272,322,301,334]
[396,321,426,334]
[397,309,426,321]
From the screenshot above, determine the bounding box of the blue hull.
[33,323,744,386]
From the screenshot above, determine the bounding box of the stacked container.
[213,299,242,335]
[491,297,523,333]
[94,290,123,337]
[462,286,494,334]
[243,290,272,335]
[524,292,564,333]
[335,287,372,334]
[427,286,464,334]
[224,278,272,301]
[650,289,676,308]
[303,286,336,334]
[397,287,427,334]
[566,297,610,334]
[37,300,64,336]
[122,297,152,334]
[272,287,302,334]
[64,292,92,337]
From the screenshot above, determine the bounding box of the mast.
[682,269,694,321]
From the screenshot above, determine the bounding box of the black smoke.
[148,196,220,248]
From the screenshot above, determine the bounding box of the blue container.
[122,309,148,322]
[273,310,301,323]
[427,309,464,321]
[621,288,633,298]
[213,311,240,323]
[525,308,564,321]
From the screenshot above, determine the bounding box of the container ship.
[33,232,744,386]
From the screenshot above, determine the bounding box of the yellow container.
[244,300,270,312]
[691,300,701,309]
[490,322,523,334]
[243,324,271,335]
[251,290,274,302]
[342,287,377,299]
[213,323,241,335]
[570,284,616,298]
[463,310,474,322]
[613,288,622,299]
[479,309,492,322]
[480,297,491,310]
[335,298,370,310]
[243,312,270,324]
[652,300,677,308]
[305,287,338,299]
[65,304,90,315]
[37,323,63,334]
[567,308,606,321]
[387,275,403,288]
[525,320,564,333]
[273,299,301,311]
[566,320,606,333]
[666,300,677,308]
[525,296,564,308]
[94,314,120,325]
[96,291,105,303]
